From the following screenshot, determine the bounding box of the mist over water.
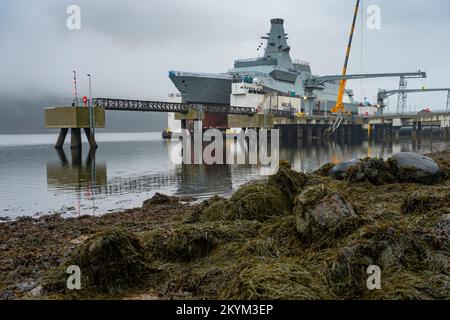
[0,132,448,219]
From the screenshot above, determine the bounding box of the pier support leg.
[55,128,68,149]
[306,125,313,141]
[71,147,82,165]
[444,127,450,139]
[297,126,303,140]
[70,128,82,149]
[412,122,417,139]
[84,128,98,149]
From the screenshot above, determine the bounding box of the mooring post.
[55,128,69,149]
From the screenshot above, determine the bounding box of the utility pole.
[446,91,450,113]
[87,74,95,146]
[73,71,79,106]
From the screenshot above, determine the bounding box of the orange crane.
[331,0,361,114]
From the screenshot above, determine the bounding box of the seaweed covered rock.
[229,181,290,221]
[188,196,233,222]
[200,197,233,221]
[418,217,450,251]
[268,162,307,206]
[220,258,332,300]
[314,163,336,176]
[294,185,362,246]
[328,224,439,297]
[144,221,259,262]
[401,191,450,215]
[329,159,361,179]
[388,152,443,184]
[345,158,396,185]
[434,158,450,179]
[51,230,150,294]
[143,192,178,207]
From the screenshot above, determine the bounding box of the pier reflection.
[47,148,106,216]
[47,148,107,189]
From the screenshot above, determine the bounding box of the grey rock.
[295,188,361,245]
[0,291,16,300]
[388,152,443,184]
[329,159,361,179]
[30,285,44,297]
[16,280,37,292]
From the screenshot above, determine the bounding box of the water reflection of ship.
[174,164,233,197]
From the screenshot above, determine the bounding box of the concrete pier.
[44,106,105,149]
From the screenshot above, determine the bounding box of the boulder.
[345,158,397,185]
[64,230,150,293]
[388,152,443,184]
[314,163,336,176]
[143,193,178,207]
[401,191,450,215]
[295,186,361,245]
[229,182,290,221]
[268,163,307,206]
[0,291,16,300]
[329,159,361,180]
[30,285,44,297]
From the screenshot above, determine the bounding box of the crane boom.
[306,71,426,87]
[377,87,450,106]
[331,0,360,114]
[379,87,450,97]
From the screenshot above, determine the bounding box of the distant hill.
[0,95,167,134]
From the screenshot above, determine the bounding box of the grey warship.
[169,18,357,110]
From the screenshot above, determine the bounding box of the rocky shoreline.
[1,149,449,300]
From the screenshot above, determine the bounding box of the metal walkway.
[92,97,293,118]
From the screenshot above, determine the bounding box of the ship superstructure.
[169,18,359,114]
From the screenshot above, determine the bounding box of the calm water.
[0,132,448,219]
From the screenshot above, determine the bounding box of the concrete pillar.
[417,122,423,137]
[393,127,400,138]
[306,125,313,141]
[193,120,203,164]
[55,128,68,149]
[339,126,345,140]
[70,128,82,149]
[56,148,68,165]
[412,122,417,138]
[297,125,303,140]
[84,128,98,149]
[346,125,352,140]
[71,147,82,165]
[316,124,324,140]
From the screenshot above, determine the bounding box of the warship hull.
[169,72,232,105]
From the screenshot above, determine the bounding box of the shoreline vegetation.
[1,149,449,300]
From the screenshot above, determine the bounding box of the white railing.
[293,59,310,66]
[169,71,232,80]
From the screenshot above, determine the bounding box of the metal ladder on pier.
[328,116,345,136]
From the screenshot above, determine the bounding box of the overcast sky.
[1,0,449,112]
